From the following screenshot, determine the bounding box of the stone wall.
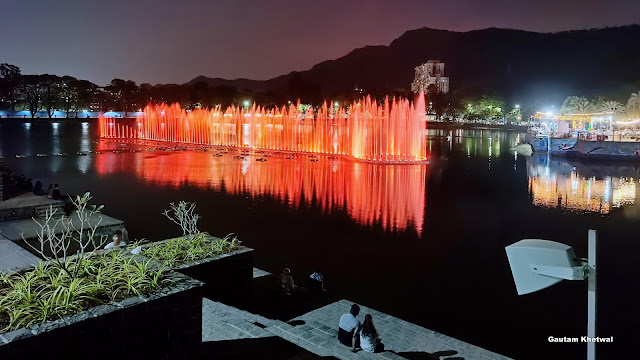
[0,201,65,222]
[0,270,204,360]
[174,247,254,297]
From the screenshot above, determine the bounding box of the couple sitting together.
[338,304,384,353]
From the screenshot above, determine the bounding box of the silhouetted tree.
[39,75,64,118]
[137,83,153,109]
[20,75,42,118]
[0,63,22,111]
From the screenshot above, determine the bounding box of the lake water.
[1,120,636,359]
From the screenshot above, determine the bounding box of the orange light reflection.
[94,144,427,234]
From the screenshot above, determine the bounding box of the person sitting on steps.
[308,268,325,294]
[360,314,384,353]
[281,268,297,295]
[338,304,361,352]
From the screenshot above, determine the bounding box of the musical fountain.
[99,95,428,164]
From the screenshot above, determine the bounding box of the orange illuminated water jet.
[99,95,427,163]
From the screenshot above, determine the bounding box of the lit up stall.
[530,112,614,140]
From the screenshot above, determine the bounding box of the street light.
[505,230,598,360]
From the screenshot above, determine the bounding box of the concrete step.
[0,201,65,222]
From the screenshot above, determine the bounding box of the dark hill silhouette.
[186,25,640,104]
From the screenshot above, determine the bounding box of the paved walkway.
[201,298,512,360]
[202,299,277,341]
[0,239,39,273]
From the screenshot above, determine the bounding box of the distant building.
[411,60,449,94]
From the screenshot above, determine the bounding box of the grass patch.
[141,232,241,268]
[0,251,171,334]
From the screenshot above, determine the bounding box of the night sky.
[2,0,638,86]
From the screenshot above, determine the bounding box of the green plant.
[142,232,241,268]
[0,251,172,334]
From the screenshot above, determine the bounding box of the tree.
[188,81,210,109]
[426,90,447,119]
[0,63,22,110]
[106,78,138,114]
[136,83,153,109]
[506,107,522,122]
[560,96,592,114]
[23,192,108,279]
[162,201,200,239]
[39,75,63,118]
[70,79,98,116]
[597,99,626,116]
[478,95,505,122]
[59,76,78,117]
[627,92,640,119]
[20,75,42,118]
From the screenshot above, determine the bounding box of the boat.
[509,144,533,156]
[525,111,640,160]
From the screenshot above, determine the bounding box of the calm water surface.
[1,120,636,360]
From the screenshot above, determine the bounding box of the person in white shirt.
[104,230,126,249]
[338,304,361,351]
[360,314,384,353]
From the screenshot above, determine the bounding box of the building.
[411,60,449,94]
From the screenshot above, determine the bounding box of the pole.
[587,229,597,360]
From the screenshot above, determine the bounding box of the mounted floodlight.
[505,230,597,360]
[506,239,584,295]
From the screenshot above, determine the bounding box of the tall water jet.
[99,94,428,163]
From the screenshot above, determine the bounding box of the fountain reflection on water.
[94,142,427,234]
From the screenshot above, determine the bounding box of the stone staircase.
[265,319,407,360]
[202,298,408,359]
[0,201,65,222]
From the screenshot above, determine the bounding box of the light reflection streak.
[527,156,637,214]
[94,144,427,234]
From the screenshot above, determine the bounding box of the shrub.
[0,251,171,334]
[142,233,241,268]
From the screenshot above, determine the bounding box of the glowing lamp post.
[505,230,597,360]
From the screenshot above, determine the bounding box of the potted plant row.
[0,194,203,360]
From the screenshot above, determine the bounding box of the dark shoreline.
[427,121,528,131]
